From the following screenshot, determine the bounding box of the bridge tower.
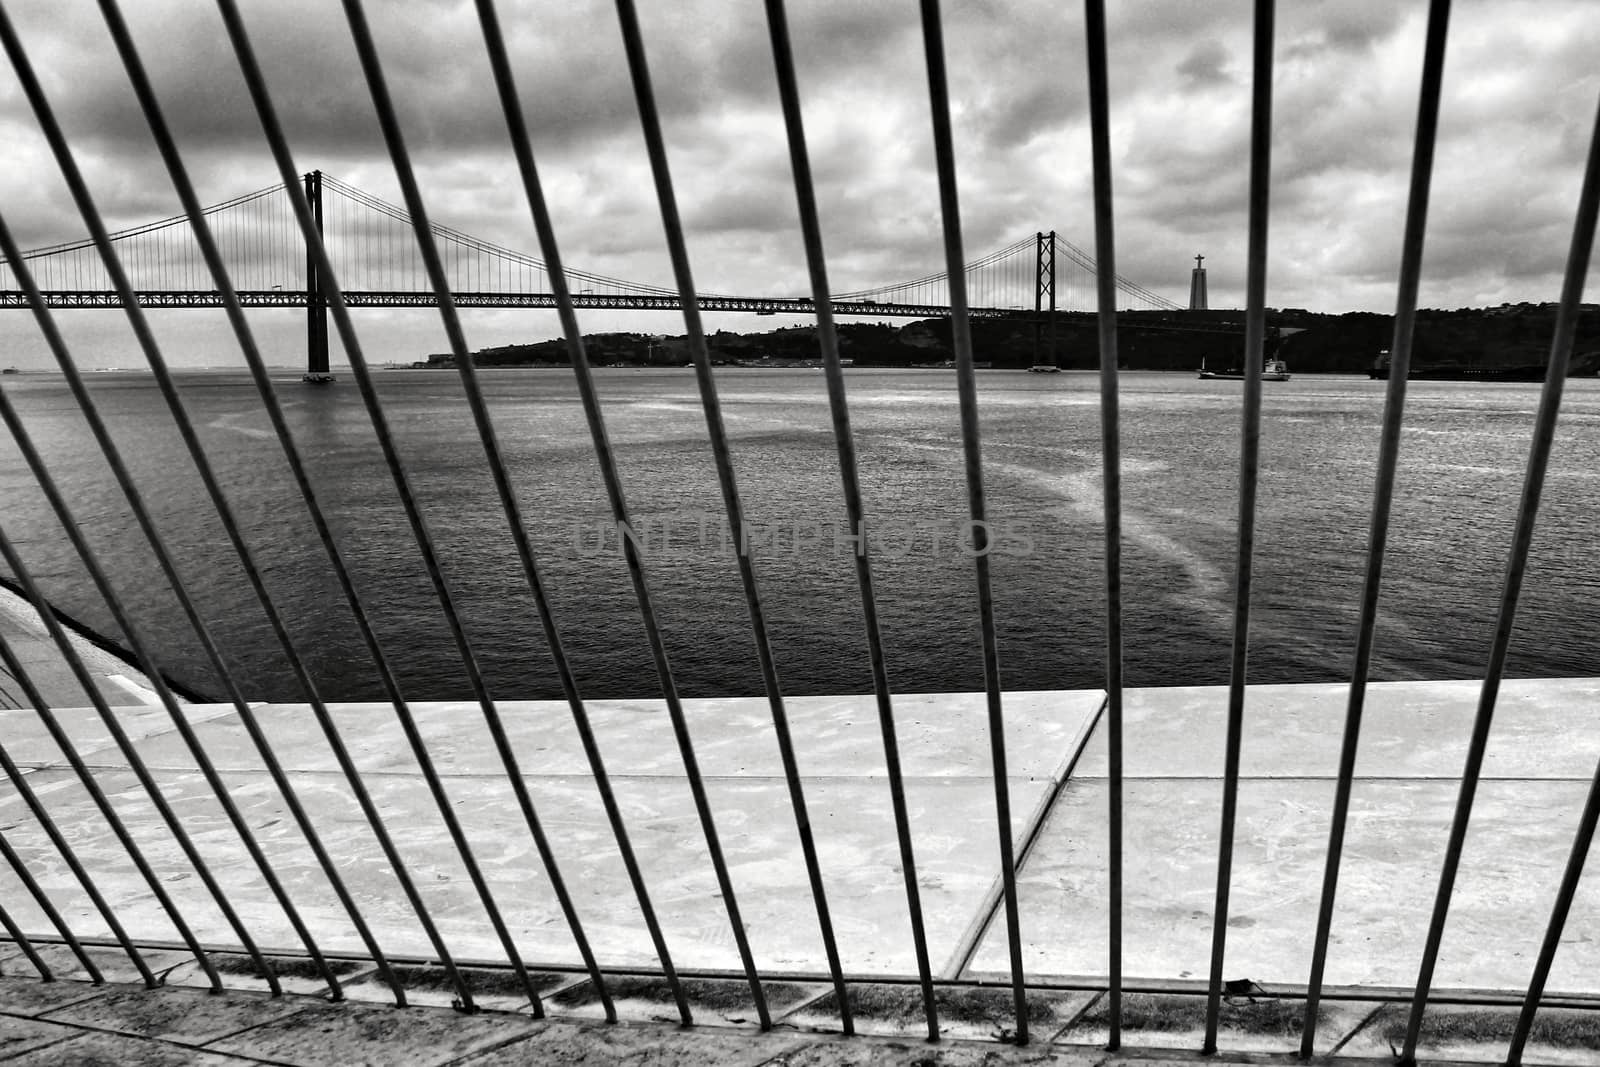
[301,170,334,384]
[1188,253,1208,311]
[1030,231,1058,370]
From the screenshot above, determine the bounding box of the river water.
[2,367,1597,702]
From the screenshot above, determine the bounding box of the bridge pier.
[1029,231,1059,371]
[302,170,334,384]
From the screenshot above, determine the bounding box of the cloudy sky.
[1,0,1598,369]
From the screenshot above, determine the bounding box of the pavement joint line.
[1323,1001,1387,1056]
[191,1003,329,1054]
[21,1009,299,1065]
[943,693,1105,980]
[429,1022,552,1067]
[0,993,106,1021]
[770,985,837,1026]
[0,1030,82,1064]
[1056,988,1107,1036]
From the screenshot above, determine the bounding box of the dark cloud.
[1282,0,1406,60]
[2,0,1598,336]
[1177,41,1234,90]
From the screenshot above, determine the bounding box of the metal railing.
[0,0,1597,1060]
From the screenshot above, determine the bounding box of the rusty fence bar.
[0,1,1598,1060]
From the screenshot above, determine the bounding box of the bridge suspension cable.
[0,174,1180,312]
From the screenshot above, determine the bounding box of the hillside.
[417,304,1600,375]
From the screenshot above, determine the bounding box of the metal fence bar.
[1,1,1593,1046]
[0,818,96,982]
[1512,769,1600,1064]
[217,0,596,1020]
[335,0,620,1022]
[918,0,1029,1042]
[471,0,692,1026]
[0,885,51,981]
[1299,0,1452,1054]
[0,520,222,991]
[760,0,939,1039]
[1403,91,1600,1067]
[4,7,446,1000]
[0,389,298,996]
[1202,0,1275,1051]
[1081,0,1124,1048]
[219,0,591,1018]
[613,0,860,1031]
[100,0,526,1009]
[0,656,148,985]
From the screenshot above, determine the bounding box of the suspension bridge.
[0,171,1186,377]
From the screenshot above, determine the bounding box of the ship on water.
[1198,356,1291,381]
[1368,348,1598,381]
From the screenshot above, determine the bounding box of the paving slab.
[785,982,1096,1043]
[1348,1002,1600,1065]
[0,943,189,987]
[335,963,571,1012]
[163,951,376,999]
[0,772,1065,975]
[967,777,1600,992]
[35,983,310,1045]
[1054,991,1383,1056]
[453,1018,810,1066]
[0,975,107,1018]
[546,974,820,1027]
[761,1036,1096,1065]
[0,703,240,771]
[0,1014,79,1060]
[2,1031,254,1065]
[1069,678,1600,781]
[114,689,1101,780]
[204,998,541,1066]
[0,690,1102,979]
[967,679,1600,995]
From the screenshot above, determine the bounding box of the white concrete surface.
[0,689,1104,977]
[966,679,1600,997]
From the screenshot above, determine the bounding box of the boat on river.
[1198,357,1290,381]
[1370,348,1557,381]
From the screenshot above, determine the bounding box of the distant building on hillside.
[1188,254,1208,311]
